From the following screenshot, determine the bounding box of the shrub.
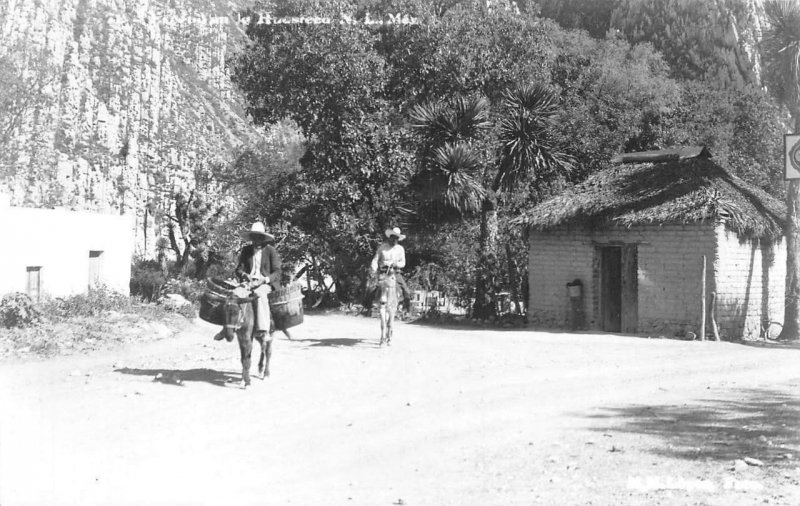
[130,259,167,302]
[0,292,43,328]
[44,285,132,320]
[161,276,205,303]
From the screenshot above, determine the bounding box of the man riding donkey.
[214,222,281,342]
[362,227,412,317]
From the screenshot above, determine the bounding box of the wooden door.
[89,250,103,288]
[26,267,41,301]
[600,247,622,332]
[620,244,639,333]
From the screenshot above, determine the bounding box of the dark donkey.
[222,292,272,388]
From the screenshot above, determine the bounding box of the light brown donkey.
[377,267,398,346]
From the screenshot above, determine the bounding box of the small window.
[26,266,42,301]
[89,251,103,288]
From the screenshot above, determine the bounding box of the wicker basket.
[199,278,238,325]
[269,283,304,330]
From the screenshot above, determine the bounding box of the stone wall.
[528,223,718,337]
[713,225,786,340]
[528,221,787,340]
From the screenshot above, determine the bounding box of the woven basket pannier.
[199,278,238,325]
[268,283,304,330]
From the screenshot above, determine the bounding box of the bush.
[161,276,205,303]
[130,259,167,302]
[0,292,43,328]
[44,286,132,320]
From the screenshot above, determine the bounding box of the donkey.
[222,294,272,388]
[377,267,398,346]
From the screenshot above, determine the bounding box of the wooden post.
[710,291,721,341]
[700,255,707,341]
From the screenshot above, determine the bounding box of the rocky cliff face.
[0,0,777,259]
[727,0,765,83]
[0,0,264,257]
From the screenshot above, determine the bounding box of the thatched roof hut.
[520,147,787,340]
[514,146,785,240]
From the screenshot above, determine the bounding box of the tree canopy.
[225,0,785,313]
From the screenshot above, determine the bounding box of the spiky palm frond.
[410,95,491,148]
[412,143,485,216]
[762,0,800,114]
[501,83,559,118]
[495,83,573,192]
[409,100,451,145]
[449,95,492,140]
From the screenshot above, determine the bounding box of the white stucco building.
[0,196,134,299]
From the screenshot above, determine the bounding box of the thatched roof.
[514,147,786,240]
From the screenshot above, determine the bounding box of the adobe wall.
[713,225,786,340]
[528,223,717,337]
[0,204,134,298]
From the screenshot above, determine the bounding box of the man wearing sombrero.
[214,222,281,341]
[362,226,411,316]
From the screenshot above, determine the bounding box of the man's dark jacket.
[235,244,282,291]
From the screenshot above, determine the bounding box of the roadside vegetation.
[0,287,196,360]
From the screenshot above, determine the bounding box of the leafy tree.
[761,0,800,341]
[610,0,759,88]
[656,81,785,194]
[164,191,228,279]
[535,0,620,38]
[548,28,680,177]
[538,0,760,91]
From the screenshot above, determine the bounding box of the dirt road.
[1,314,799,506]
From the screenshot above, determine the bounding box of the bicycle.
[760,320,783,341]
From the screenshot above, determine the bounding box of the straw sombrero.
[241,222,275,242]
[384,227,406,241]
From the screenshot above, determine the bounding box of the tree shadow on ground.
[406,319,529,332]
[736,340,800,351]
[587,388,800,465]
[115,367,241,387]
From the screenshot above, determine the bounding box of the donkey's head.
[377,268,397,305]
[223,296,256,341]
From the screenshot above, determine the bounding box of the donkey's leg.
[239,330,253,387]
[263,339,272,378]
[386,310,394,346]
[379,304,387,346]
[256,332,267,379]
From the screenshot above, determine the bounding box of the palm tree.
[410,84,571,319]
[762,0,800,341]
[409,95,491,222]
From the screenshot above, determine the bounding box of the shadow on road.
[586,388,800,465]
[115,367,240,387]
[737,340,800,351]
[293,338,373,347]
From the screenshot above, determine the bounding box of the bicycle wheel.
[762,321,783,340]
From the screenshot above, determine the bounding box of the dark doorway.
[600,247,622,332]
[26,266,42,302]
[89,250,104,288]
[598,244,639,333]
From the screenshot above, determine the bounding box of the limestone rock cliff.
[0,0,264,257]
